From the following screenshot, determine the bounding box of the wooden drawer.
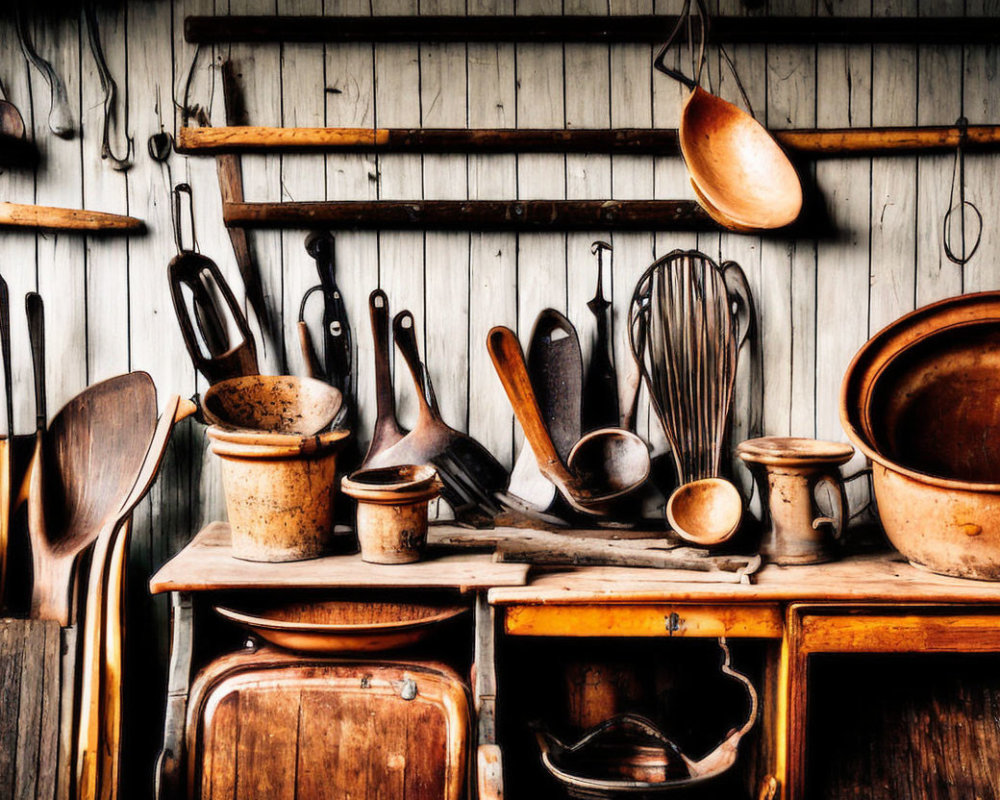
[186,648,470,800]
[503,603,784,638]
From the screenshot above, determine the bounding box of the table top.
[150,522,1000,607]
[148,522,530,594]
[487,551,1000,605]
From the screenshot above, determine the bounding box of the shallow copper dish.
[841,291,1000,580]
[216,599,468,653]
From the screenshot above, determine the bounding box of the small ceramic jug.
[737,437,854,565]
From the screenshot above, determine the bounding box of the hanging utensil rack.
[222,200,716,232]
[184,15,1000,45]
[176,124,1000,157]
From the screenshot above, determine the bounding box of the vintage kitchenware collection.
[2,4,1000,799]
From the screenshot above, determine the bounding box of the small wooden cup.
[341,465,442,564]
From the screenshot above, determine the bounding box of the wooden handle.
[0,202,143,232]
[297,321,323,379]
[392,310,436,423]
[25,293,45,431]
[487,326,571,483]
[774,125,1000,155]
[477,745,504,800]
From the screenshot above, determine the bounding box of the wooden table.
[489,549,1000,799]
[151,523,1000,800]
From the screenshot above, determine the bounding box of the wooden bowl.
[203,374,343,435]
[215,599,468,653]
[666,478,743,546]
[680,86,802,231]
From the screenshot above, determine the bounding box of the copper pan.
[841,291,1000,580]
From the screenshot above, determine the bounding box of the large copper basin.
[841,292,1000,580]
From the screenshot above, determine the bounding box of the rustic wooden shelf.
[178,124,1000,157]
[222,199,717,232]
[148,521,530,594]
[184,15,1000,45]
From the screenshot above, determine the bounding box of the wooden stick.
[223,199,717,231]
[178,124,1000,157]
[0,202,143,233]
[184,15,1000,45]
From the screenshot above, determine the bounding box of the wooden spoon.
[77,394,194,800]
[488,326,649,516]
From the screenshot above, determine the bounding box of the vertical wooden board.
[295,689,344,798]
[467,0,518,466]
[515,0,568,345]
[0,15,39,435]
[202,692,239,800]
[235,688,300,800]
[82,0,131,384]
[869,0,918,334]
[713,0,765,498]
[565,0,612,376]
[915,0,965,306]
[758,0,816,438]
[278,0,326,385]
[373,0,424,432]
[962,0,1000,295]
[608,0,654,443]
[35,622,60,800]
[325,0,379,459]
[813,0,871,447]
[421,0,470,438]
[13,621,46,800]
[29,9,86,415]
[0,620,25,797]
[228,0,285,376]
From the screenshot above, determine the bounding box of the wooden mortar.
[341,465,441,564]
[208,426,349,562]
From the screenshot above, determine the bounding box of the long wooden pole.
[222,199,717,231]
[0,202,143,233]
[178,124,1000,157]
[184,15,1000,45]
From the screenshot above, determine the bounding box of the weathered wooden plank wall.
[1,0,999,795]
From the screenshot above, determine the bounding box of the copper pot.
[841,291,1000,579]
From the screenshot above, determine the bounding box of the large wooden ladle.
[28,372,159,626]
[488,326,649,516]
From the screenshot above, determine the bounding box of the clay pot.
[341,465,442,564]
[208,426,349,562]
[737,437,854,565]
[202,374,343,435]
[841,291,1000,579]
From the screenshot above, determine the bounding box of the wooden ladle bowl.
[567,428,651,502]
[680,86,802,231]
[666,477,743,547]
[203,374,343,435]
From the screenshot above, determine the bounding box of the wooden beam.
[0,202,143,233]
[184,15,1000,45]
[222,199,716,231]
[179,124,1000,157]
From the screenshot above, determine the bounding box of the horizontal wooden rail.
[179,124,1000,157]
[222,199,717,231]
[0,203,144,233]
[185,15,1000,45]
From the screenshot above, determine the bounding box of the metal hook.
[943,116,983,267]
[171,184,198,255]
[84,0,132,171]
[15,2,73,138]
